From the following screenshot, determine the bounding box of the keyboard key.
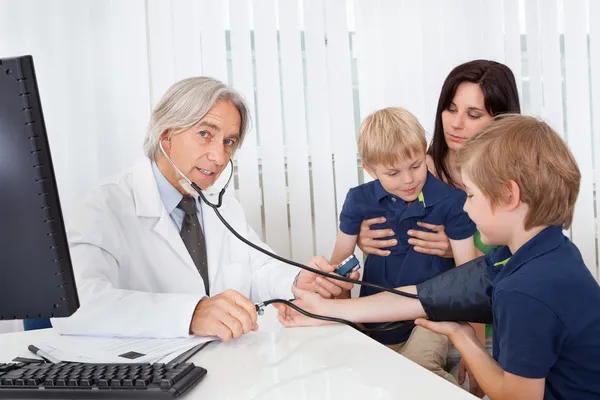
[26,378,40,386]
[79,378,93,387]
[134,378,150,388]
[160,378,174,389]
[110,379,122,387]
[122,379,135,388]
[54,378,67,387]
[97,378,110,387]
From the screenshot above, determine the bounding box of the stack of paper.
[35,335,216,364]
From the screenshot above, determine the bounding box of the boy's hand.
[459,359,485,398]
[274,286,334,327]
[414,318,475,342]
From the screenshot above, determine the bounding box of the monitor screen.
[0,55,79,320]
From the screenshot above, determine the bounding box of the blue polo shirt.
[340,171,476,344]
[488,225,600,399]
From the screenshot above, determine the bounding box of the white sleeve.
[245,225,300,303]
[52,201,202,338]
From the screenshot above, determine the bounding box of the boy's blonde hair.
[457,114,580,230]
[358,107,427,167]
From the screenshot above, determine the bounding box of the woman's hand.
[407,222,453,258]
[356,217,397,256]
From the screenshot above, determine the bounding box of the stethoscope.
[158,137,416,331]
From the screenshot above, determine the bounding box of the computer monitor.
[0,55,79,320]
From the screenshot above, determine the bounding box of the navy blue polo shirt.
[488,225,600,399]
[340,171,476,344]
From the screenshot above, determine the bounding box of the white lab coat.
[51,158,298,338]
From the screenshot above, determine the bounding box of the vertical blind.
[0,0,598,282]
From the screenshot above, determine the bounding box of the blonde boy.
[330,107,477,383]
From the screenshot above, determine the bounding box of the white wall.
[0,0,598,332]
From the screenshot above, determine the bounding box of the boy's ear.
[505,179,521,210]
[362,163,377,180]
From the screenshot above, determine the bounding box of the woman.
[358,60,520,258]
[357,60,521,397]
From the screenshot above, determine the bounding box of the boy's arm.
[330,231,359,265]
[449,235,486,387]
[276,284,427,327]
[417,319,545,400]
[448,236,477,267]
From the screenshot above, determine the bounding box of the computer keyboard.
[0,361,207,398]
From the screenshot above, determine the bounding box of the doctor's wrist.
[189,298,208,334]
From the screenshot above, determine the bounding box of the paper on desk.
[35,335,217,364]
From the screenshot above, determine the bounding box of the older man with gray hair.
[52,77,357,340]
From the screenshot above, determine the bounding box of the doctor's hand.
[295,256,359,299]
[190,289,258,342]
[275,286,334,328]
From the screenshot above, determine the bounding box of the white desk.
[0,308,474,399]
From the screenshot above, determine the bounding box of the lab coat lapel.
[131,158,199,274]
[153,210,198,274]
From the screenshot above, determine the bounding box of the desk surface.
[0,308,474,399]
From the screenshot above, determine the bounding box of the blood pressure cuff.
[416,256,499,324]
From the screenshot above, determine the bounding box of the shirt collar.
[420,171,452,208]
[374,179,391,201]
[494,225,567,280]
[151,161,184,216]
[374,171,448,208]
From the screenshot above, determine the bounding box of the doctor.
[52,77,357,340]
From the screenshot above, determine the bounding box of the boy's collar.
[421,171,454,208]
[373,179,391,201]
[374,171,450,207]
[493,225,567,280]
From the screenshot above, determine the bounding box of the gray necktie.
[178,197,210,295]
